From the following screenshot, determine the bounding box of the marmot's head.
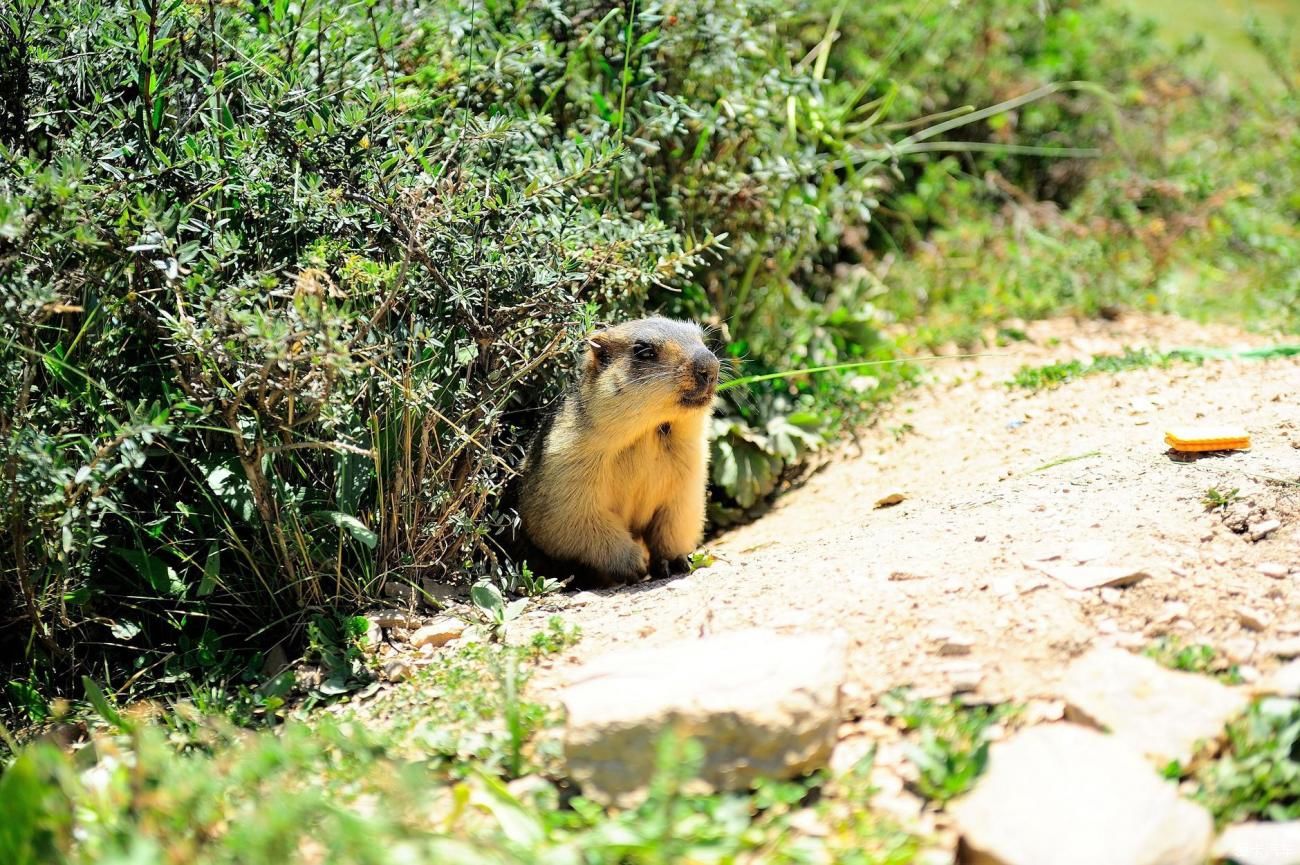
[584,317,720,419]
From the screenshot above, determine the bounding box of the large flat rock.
[1214,821,1300,865]
[1062,647,1250,765]
[559,629,845,806]
[951,723,1214,865]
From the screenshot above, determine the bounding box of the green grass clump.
[1143,637,1243,685]
[881,689,1022,804]
[1202,487,1242,512]
[0,621,924,865]
[1188,698,1300,826]
[1010,348,1173,390]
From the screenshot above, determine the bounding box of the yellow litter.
[1164,426,1251,452]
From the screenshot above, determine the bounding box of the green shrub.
[5,0,1267,720]
[1,0,925,715]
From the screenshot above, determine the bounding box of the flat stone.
[560,629,844,806]
[1263,638,1300,659]
[383,581,417,603]
[409,617,466,649]
[1250,519,1282,541]
[1155,601,1190,624]
[1062,648,1250,765]
[382,659,413,682]
[1033,563,1148,591]
[1261,660,1300,699]
[930,630,975,656]
[1213,821,1300,865]
[1222,637,1257,665]
[420,579,460,606]
[950,724,1213,865]
[1236,606,1273,631]
[1258,562,1291,579]
[1066,539,1112,563]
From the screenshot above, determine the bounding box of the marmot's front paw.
[605,542,650,585]
[651,554,692,580]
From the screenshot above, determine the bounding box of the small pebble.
[1235,606,1272,632]
[1249,519,1282,541]
[1221,637,1256,664]
[1257,562,1290,579]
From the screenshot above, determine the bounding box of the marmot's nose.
[692,350,720,389]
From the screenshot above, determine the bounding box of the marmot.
[518,317,720,585]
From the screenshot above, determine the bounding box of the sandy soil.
[520,313,1300,711]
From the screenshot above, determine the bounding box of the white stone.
[1237,606,1273,631]
[409,617,466,649]
[1264,638,1300,659]
[1033,563,1148,591]
[560,629,845,806]
[950,724,1213,865]
[1261,659,1300,699]
[1250,519,1282,541]
[1213,821,1300,865]
[1222,637,1257,665]
[1258,562,1291,579]
[382,659,413,682]
[1061,648,1250,765]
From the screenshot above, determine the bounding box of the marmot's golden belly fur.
[519,317,720,585]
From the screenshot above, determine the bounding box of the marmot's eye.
[632,341,658,361]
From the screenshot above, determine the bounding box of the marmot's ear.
[587,334,612,369]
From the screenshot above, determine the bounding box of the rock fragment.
[1261,659,1300,698]
[1263,638,1300,659]
[560,629,845,806]
[1212,821,1300,865]
[1236,606,1273,632]
[930,629,975,656]
[950,724,1213,865]
[382,659,413,682]
[1032,562,1148,591]
[1250,519,1282,541]
[410,617,466,649]
[1061,648,1249,765]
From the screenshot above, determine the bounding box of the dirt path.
[522,313,1299,711]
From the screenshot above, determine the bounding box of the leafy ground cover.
[3,1,1300,861]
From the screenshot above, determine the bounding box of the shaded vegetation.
[2,0,1300,858]
[3,0,1227,720]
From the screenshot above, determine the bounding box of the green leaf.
[471,583,505,619]
[198,544,220,597]
[114,548,186,597]
[469,770,544,847]
[6,681,50,723]
[108,619,141,641]
[317,511,377,549]
[204,460,256,523]
[82,677,129,733]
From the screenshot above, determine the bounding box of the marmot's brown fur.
[518,317,720,585]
